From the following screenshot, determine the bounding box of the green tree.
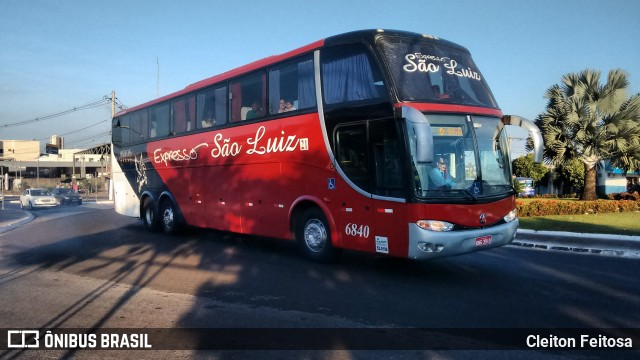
[512,154,548,183]
[555,158,585,194]
[512,177,523,195]
[537,69,640,200]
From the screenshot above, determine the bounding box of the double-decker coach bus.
[112,29,543,261]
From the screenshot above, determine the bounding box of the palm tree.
[537,69,640,200]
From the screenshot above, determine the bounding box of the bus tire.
[295,208,335,262]
[142,198,159,232]
[160,199,180,235]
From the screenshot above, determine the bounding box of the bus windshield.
[409,114,512,199]
[378,36,498,108]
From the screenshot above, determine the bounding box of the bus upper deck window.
[321,44,386,105]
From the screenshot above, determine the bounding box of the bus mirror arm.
[402,106,434,163]
[502,115,544,163]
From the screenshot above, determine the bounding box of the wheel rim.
[162,206,174,230]
[303,219,327,252]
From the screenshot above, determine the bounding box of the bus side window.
[139,110,149,140]
[230,71,266,122]
[268,54,316,115]
[112,117,125,144]
[197,85,227,128]
[335,124,370,192]
[371,119,403,197]
[130,110,147,141]
[173,95,196,133]
[150,103,170,138]
[120,115,131,144]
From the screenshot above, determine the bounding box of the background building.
[0,140,110,191]
[50,134,64,150]
[597,161,640,195]
[0,140,40,161]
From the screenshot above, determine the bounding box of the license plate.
[475,235,492,247]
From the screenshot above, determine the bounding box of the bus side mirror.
[502,115,544,163]
[402,106,434,163]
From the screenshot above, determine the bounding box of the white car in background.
[20,188,57,210]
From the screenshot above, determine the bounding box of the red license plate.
[475,235,492,247]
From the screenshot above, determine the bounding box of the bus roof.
[115,29,466,118]
[324,29,467,52]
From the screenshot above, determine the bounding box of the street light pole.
[1,164,4,210]
[100,155,105,197]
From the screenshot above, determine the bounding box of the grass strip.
[518,212,640,236]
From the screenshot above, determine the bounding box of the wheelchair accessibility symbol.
[472,181,481,195]
[328,178,336,190]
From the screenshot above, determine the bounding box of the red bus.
[111,29,543,261]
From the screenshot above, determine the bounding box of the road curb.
[513,229,640,258]
[517,228,640,242]
[0,211,35,235]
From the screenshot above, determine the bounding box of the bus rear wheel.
[295,208,335,262]
[142,198,159,232]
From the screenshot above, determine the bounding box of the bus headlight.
[503,209,517,223]
[416,220,454,232]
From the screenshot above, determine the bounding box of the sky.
[1,0,639,156]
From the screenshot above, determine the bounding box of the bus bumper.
[407,219,518,260]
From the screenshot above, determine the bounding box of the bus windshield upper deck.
[377,35,498,108]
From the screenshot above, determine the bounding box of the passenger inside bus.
[278,98,297,113]
[284,99,297,112]
[246,101,263,120]
[201,110,215,128]
[431,85,450,99]
[150,120,157,138]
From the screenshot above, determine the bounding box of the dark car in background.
[51,188,83,205]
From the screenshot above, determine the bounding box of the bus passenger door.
[334,119,408,256]
[368,119,407,257]
[333,122,376,253]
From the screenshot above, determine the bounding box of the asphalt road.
[0,204,638,359]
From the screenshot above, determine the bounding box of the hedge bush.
[518,193,578,199]
[516,199,640,217]
[606,192,640,201]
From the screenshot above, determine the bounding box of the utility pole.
[111,90,116,119]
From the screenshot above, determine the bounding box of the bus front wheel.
[295,208,335,262]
